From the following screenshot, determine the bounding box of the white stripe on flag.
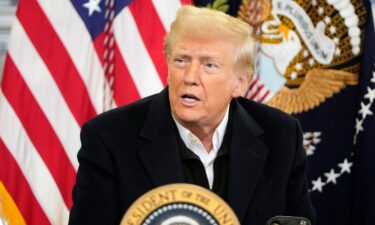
[152,0,181,31]
[253,86,268,102]
[263,92,274,103]
[0,91,70,225]
[8,19,81,170]
[114,8,164,98]
[247,79,260,98]
[37,0,107,114]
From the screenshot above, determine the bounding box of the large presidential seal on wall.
[238,0,367,114]
[120,184,239,225]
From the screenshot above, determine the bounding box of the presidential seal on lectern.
[120,184,239,225]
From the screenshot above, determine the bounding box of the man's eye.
[173,58,187,67]
[205,63,215,68]
[204,63,218,70]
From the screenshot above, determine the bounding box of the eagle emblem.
[238,0,367,114]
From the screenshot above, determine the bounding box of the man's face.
[168,36,246,129]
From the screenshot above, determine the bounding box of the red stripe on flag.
[258,90,270,103]
[16,0,97,126]
[245,78,258,98]
[249,84,264,100]
[128,0,168,85]
[181,0,193,4]
[249,78,258,90]
[1,56,75,209]
[113,42,141,106]
[93,33,105,65]
[0,139,51,225]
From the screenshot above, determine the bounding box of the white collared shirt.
[173,106,230,189]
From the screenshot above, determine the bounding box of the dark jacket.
[69,88,315,225]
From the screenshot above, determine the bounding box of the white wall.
[0,0,17,79]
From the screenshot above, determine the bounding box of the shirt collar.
[173,105,230,157]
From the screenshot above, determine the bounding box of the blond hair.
[164,5,254,78]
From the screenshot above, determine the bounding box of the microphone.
[266,215,311,225]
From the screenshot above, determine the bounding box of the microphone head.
[266,215,311,225]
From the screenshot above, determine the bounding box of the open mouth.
[181,94,200,103]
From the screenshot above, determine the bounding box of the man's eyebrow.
[171,51,222,62]
[199,55,219,61]
[172,51,190,58]
[199,54,225,66]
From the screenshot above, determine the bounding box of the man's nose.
[184,62,200,85]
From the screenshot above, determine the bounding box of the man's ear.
[232,74,250,98]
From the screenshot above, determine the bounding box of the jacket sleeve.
[69,122,121,225]
[285,118,316,224]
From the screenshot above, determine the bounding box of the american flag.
[0,0,192,224]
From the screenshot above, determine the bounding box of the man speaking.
[69,5,315,225]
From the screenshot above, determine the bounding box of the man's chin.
[177,116,200,124]
[173,113,202,126]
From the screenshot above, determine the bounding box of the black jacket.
[69,88,315,225]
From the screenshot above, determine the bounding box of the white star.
[324,169,340,184]
[318,7,324,15]
[355,118,364,133]
[312,132,322,142]
[329,26,337,34]
[291,72,298,80]
[305,145,316,156]
[312,0,317,6]
[335,48,341,56]
[83,0,102,17]
[295,63,303,71]
[303,132,321,154]
[365,87,375,103]
[333,37,340,45]
[304,132,314,139]
[308,58,315,66]
[359,101,374,118]
[371,71,375,84]
[311,177,325,192]
[324,16,331,24]
[338,159,353,174]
